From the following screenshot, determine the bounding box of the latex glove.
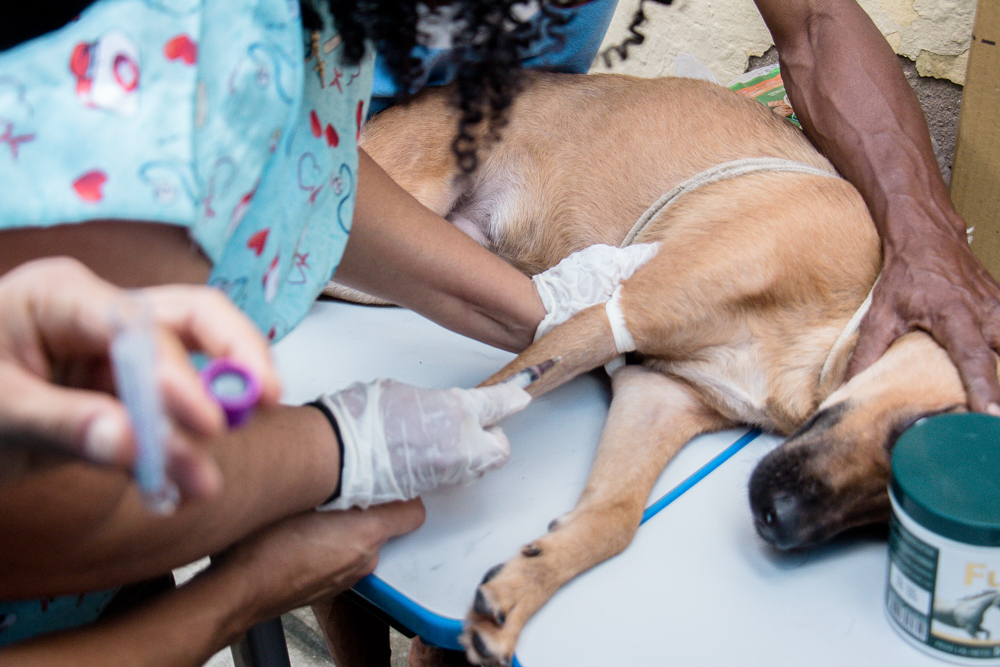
[532,243,660,341]
[316,379,531,509]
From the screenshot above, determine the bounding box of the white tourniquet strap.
[606,286,635,354]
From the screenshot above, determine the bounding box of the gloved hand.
[314,379,531,510]
[532,243,660,341]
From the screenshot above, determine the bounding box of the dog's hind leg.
[461,365,732,666]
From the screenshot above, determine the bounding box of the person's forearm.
[757,0,966,252]
[0,403,339,598]
[1,561,256,667]
[333,149,546,353]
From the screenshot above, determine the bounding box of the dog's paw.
[460,540,556,666]
[460,563,517,666]
[460,608,515,665]
[460,626,513,667]
[459,508,598,666]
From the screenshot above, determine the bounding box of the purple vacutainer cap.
[200,358,262,427]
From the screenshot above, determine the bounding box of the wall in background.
[593,0,976,84]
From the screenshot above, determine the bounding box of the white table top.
[272,301,942,666]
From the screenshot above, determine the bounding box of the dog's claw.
[473,588,506,625]
[471,631,503,666]
[473,588,491,616]
[480,563,503,585]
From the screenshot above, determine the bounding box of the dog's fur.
[343,71,973,666]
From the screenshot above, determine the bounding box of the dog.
[337,70,974,666]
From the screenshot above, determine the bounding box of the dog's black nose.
[748,446,818,550]
[751,490,805,550]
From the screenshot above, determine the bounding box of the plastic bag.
[726,65,801,129]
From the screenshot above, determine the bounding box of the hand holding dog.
[316,379,531,509]
[847,228,1000,415]
[753,0,1000,415]
[532,242,660,341]
[0,257,281,498]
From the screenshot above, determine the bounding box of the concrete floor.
[202,608,412,667]
[176,561,411,667]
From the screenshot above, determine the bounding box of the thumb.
[616,242,660,279]
[844,310,898,382]
[470,426,512,474]
[0,367,132,466]
[367,499,427,538]
[467,383,532,426]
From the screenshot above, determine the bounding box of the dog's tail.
[479,304,619,396]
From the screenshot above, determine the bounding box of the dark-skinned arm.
[333,149,546,353]
[0,402,342,598]
[754,0,1000,413]
[0,501,424,667]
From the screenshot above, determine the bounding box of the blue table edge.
[351,428,764,661]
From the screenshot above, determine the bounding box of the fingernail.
[84,415,126,464]
[987,403,1000,417]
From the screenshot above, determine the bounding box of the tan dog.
[349,71,971,666]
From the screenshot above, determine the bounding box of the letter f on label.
[966,563,987,585]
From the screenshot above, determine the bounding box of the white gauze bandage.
[602,285,635,376]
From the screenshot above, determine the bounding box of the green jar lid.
[891,413,1000,546]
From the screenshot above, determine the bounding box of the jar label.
[888,513,1000,660]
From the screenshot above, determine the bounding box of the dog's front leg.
[481,302,620,398]
[461,365,732,666]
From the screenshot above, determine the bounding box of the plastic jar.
[886,413,1000,664]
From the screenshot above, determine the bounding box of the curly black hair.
[598,0,674,68]
[303,0,572,173]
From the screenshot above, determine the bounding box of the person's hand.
[532,243,660,341]
[0,257,282,498]
[315,379,531,509]
[846,231,1000,415]
[218,499,425,623]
